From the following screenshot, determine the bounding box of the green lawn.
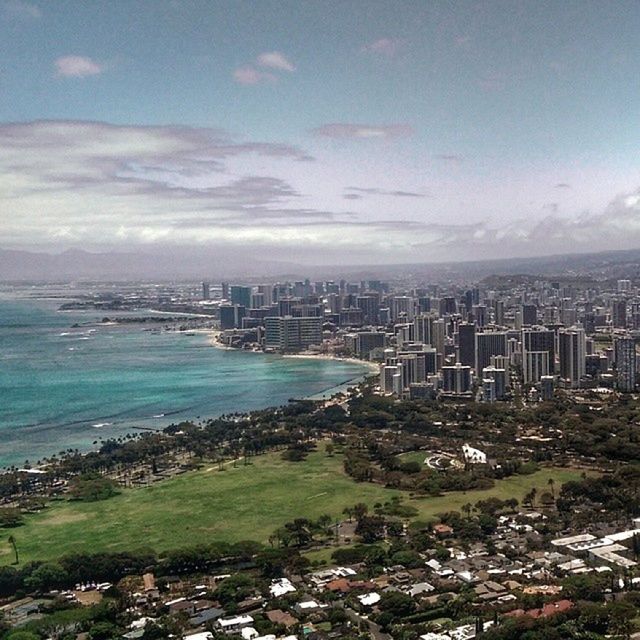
[398,451,429,465]
[0,446,586,565]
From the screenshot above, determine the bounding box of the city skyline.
[2,0,640,266]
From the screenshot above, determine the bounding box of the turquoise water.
[0,294,369,467]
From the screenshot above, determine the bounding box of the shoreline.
[206,329,379,373]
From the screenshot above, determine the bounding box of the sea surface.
[0,290,370,468]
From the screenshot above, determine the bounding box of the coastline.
[206,329,379,373]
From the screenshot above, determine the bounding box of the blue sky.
[2,0,640,265]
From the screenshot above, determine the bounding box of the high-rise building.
[523,350,550,384]
[494,300,505,326]
[442,363,472,395]
[202,282,210,300]
[230,285,252,308]
[439,296,457,316]
[391,296,414,321]
[431,319,446,356]
[540,375,555,401]
[612,298,627,329]
[475,331,508,373]
[522,328,556,373]
[458,323,476,367]
[356,331,386,359]
[380,364,403,395]
[221,282,229,300]
[356,294,380,325]
[558,327,586,388]
[521,304,537,326]
[618,279,632,293]
[219,304,246,329]
[482,377,496,402]
[614,335,637,392]
[264,316,323,351]
[414,314,433,345]
[482,366,507,399]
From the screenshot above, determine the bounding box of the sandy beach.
[205,329,379,373]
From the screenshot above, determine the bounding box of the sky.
[2,0,640,266]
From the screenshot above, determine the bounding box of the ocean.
[0,289,370,468]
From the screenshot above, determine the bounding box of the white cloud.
[256,51,295,72]
[54,55,103,78]
[232,65,276,85]
[312,123,413,139]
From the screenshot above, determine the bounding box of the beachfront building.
[264,316,323,352]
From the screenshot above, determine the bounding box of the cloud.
[256,51,295,72]
[312,123,413,139]
[361,38,401,57]
[345,186,425,198]
[234,51,295,84]
[0,120,349,250]
[4,119,640,267]
[55,56,103,78]
[434,153,464,163]
[2,0,40,19]
[233,66,276,85]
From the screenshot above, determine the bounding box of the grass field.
[0,445,586,565]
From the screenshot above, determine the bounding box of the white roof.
[218,615,254,628]
[270,578,296,598]
[184,633,213,640]
[358,592,381,607]
[551,533,597,547]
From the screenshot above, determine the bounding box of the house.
[357,592,381,608]
[217,614,254,635]
[266,609,298,628]
[433,524,454,538]
[270,578,296,598]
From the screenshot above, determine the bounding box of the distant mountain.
[3,245,640,282]
[0,247,305,281]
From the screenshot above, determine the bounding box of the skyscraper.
[522,328,556,373]
[558,327,586,388]
[230,285,252,308]
[475,331,508,373]
[614,335,636,392]
[458,323,476,367]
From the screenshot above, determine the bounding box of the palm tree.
[462,503,473,520]
[547,478,556,500]
[8,535,18,565]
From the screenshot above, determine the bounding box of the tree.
[0,508,23,528]
[548,477,556,500]
[378,591,416,618]
[68,473,119,501]
[23,562,69,592]
[7,535,18,565]
[356,516,386,543]
[353,503,369,520]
